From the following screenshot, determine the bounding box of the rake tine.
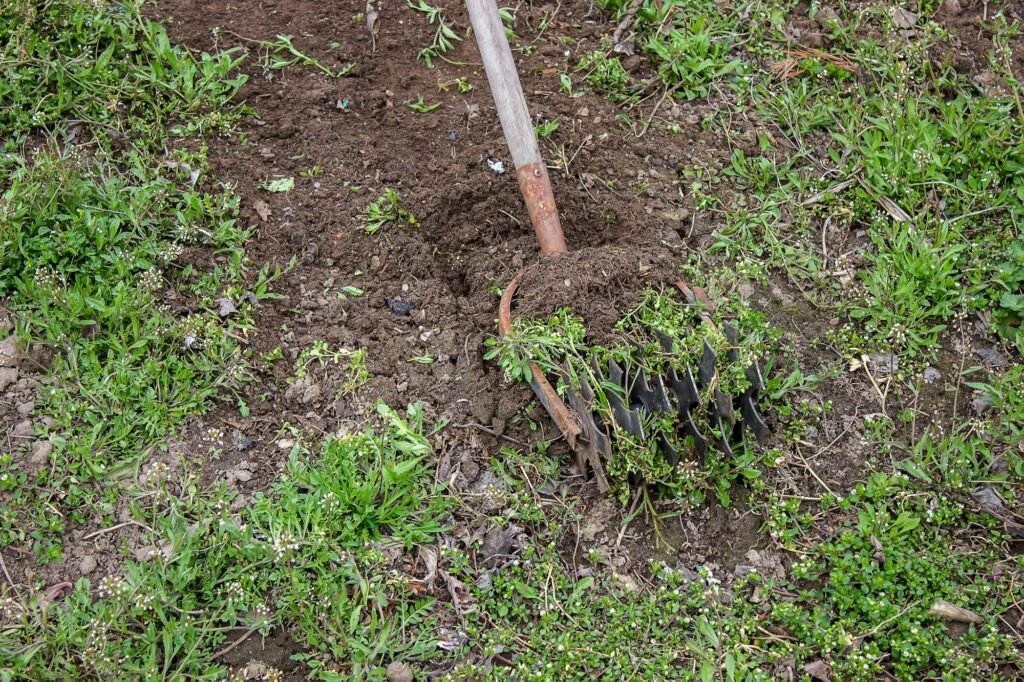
[698,341,717,386]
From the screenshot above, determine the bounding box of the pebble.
[79,555,98,575]
[0,335,22,368]
[386,663,414,682]
[134,546,160,562]
[12,420,34,439]
[30,439,53,465]
[0,367,17,392]
[301,383,322,404]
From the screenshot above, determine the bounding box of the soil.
[3,0,1021,675]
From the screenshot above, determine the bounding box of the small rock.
[30,439,53,465]
[923,366,942,384]
[891,8,918,29]
[13,420,34,439]
[0,366,18,392]
[396,381,409,393]
[971,395,995,415]
[134,546,160,562]
[0,336,22,368]
[216,297,237,317]
[974,346,1007,367]
[386,662,414,682]
[284,375,313,402]
[481,525,519,566]
[867,352,899,376]
[79,555,98,575]
[302,242,319,265]
[277,438,295,450]
[235,435,258,452]
[613,572,640,593]
[232,469,253,483]
[386,298,414,316]
[16,401,35,417]
[301,382,322,404]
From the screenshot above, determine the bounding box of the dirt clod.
[386,662,414,682]
[79,555,98,575]
[0,367,18,393]
[0,336,23,368]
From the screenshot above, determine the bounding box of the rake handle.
[466,0,567,256]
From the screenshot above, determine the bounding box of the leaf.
[896,459,932,483]
[261,177,295,193]
[802,660,832,681]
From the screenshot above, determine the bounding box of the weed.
[409,95,442,113]
[533,118,560,140]
[406,0,461,68]
[259,34,354,78]
[0,405,451,680]
[363,188,417,235]
[578,49,631,102]
[293,341,369,396]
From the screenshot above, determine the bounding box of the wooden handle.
[467,0,567,255]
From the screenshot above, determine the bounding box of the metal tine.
[658,432,679,466]
[698,340,717,387]
[655,330,674,354]
[713,387,735,427]
[576,376,614,457]
[724,323,741,364]
[633,366,671,414]
[745,362,766,394]
[740,391,769,442]
[709,413,733,455]
[680,409,709,456]
[606,356,648,437]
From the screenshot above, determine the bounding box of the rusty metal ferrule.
[516,161,567,257]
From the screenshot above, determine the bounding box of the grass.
[0,0,251,561]
[0,403,449,680]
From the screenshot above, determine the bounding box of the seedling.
[259,34,355,77]
[406,0,461,68]
[409,95,442,113]
[364,188,417,235]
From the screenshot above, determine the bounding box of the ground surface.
[2,0,1024,680]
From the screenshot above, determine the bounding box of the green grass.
[0,404,449,680]
[0,0,252,560]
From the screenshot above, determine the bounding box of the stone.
[134,546,160,562]
[0,336,22,368]
[12,420,34,439]
[79,555,98,575]
[0,367,17,393]
[16,401,35,417]
[300,382,322,404]
[30,439,53,465]
[386,662,414,682]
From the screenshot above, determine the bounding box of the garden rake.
[467,0,768,490]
